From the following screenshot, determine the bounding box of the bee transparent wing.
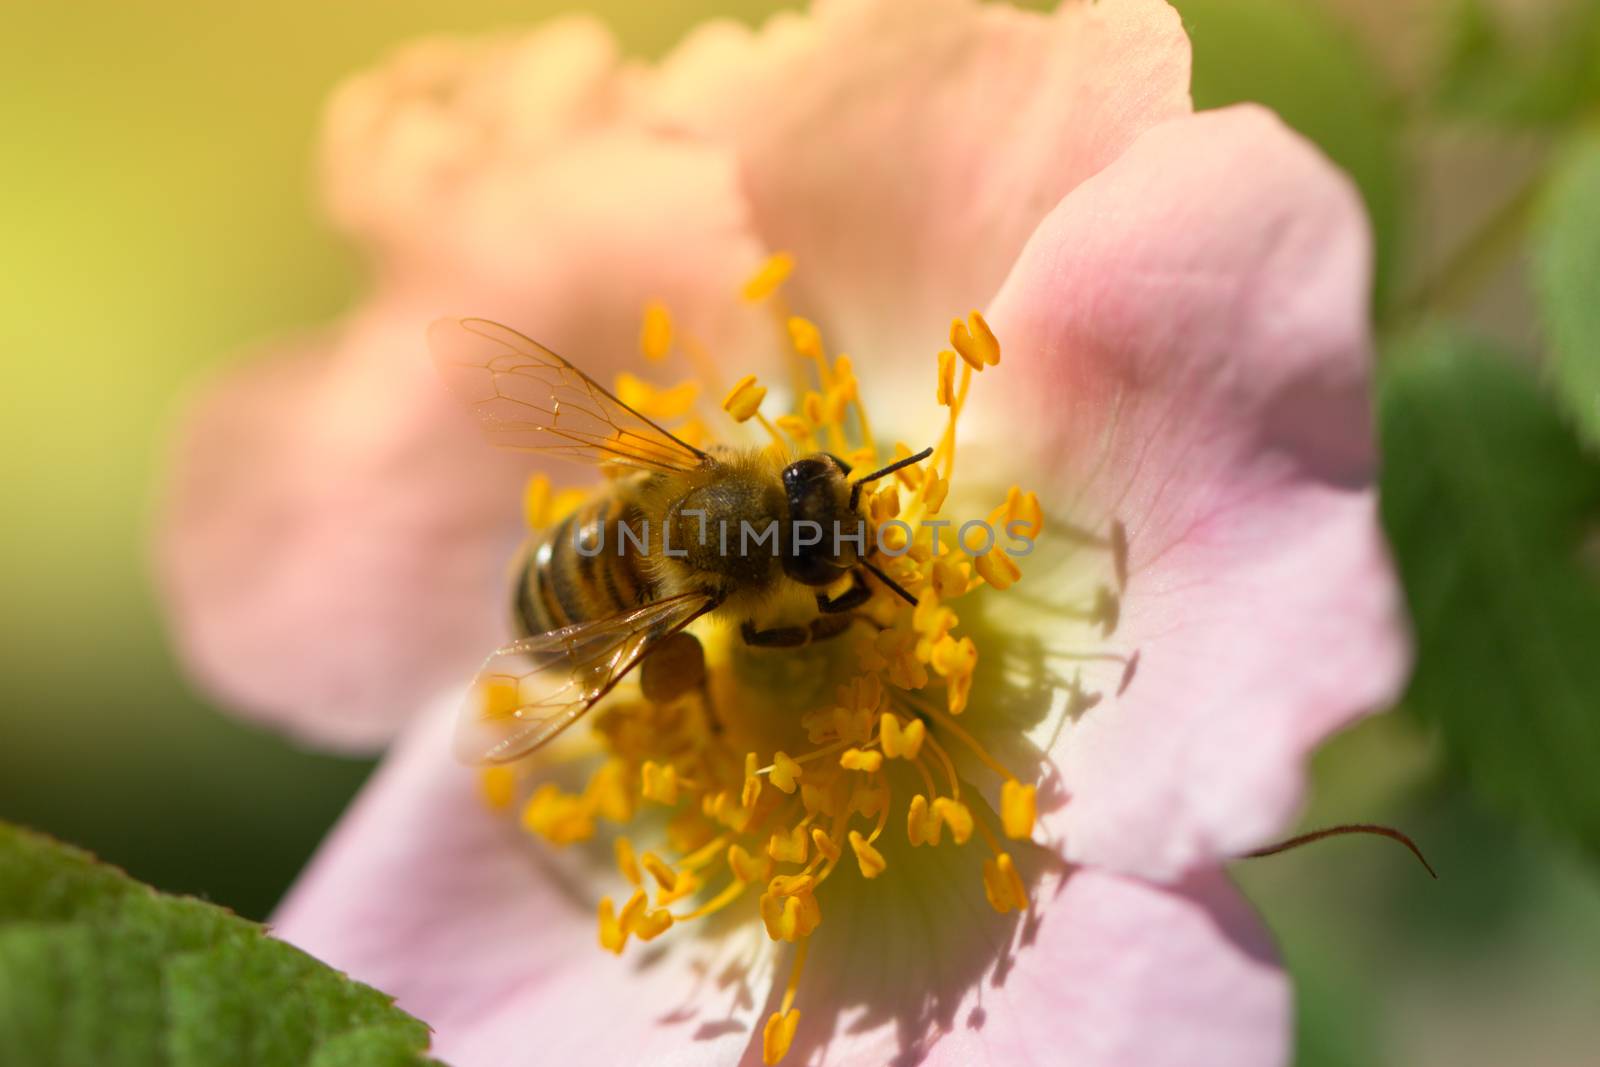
[429,316,711,474]
[455,592,716,764]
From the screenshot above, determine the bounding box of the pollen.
[493,266,1068,1065]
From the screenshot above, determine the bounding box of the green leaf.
[0,823,441,1067]
[1436,0,1600,126]
[1533,132,1600,448]
[1171,0,1403,311]
[1380,330,1600,860]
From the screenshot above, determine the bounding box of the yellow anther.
[833,355,858,397]
[948,669,974,715]
[930,635,977,678]
[768,873,816,898]
[787,316,824,361]
[639,300,673,360]
[729,843,769,884]
[975,549,1022,591]
[743,251,794,302]
[584,758,634,823]
[615,373,700,420]
[929,557,965,598]
[760,887,821,942]
[950,318,986,371]
[849,779,889,818]
[640,852,679,893]
[839,748,883,773]
[617,888,650,935]
[767,824,810,864]
[810,827,841,862]
[922,475,950,515]
[878,714,926,761]
[479,766,515,811]
[907,794,943,846]
[967,310,1001,366]
[521,784,594,846]
[932,797,974,844]
[936,349,957,406]
[982,852,1028,914]
[869,484,900,522]
[597,896,627,954]
[656,868,700,908]
[802,390,826,426]
[763,1008,801,1066]
[1002,780,1038,840]
[801,780,841,818]
[723,375,768,422]
[640,761,680,806]
[770,751,802,794]
[615,837,642,887]
[632,906,674,941]
[847,830,887,879]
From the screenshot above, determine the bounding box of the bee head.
[780,453,860,586]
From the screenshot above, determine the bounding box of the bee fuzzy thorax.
[441,255,1083,1066]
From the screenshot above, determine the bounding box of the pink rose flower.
[155,1,1410,1064]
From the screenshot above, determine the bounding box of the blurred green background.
[2,2,1598,1065]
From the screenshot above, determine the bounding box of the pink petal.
[649,0,1193,382]
[158,122,773,749]
[276,698,1288,1067]
[963,105,1410,881]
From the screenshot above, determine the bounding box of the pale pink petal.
[648,0,1193,381]
[273,696,767,1066]
[158,125,773,749]
[963,105,1410,881]
[276,698,1287,1067]
[321,17,623,260]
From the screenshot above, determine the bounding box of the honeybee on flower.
[157,1,1413,1065]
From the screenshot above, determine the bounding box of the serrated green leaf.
[1171,0,1403,310]
[0,824,441,1067]
[1436,0,1600,126]
[1533,132,1600,448]
[1380,330,1600,859]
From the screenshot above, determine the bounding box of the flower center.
[481,255,1054,1065]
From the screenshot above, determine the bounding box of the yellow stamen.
[982,852,1029,914]
[762,936,809,1064]
[1001,780,1038,840]
[615,837,642,887]
[723,374,768,423]
[838,748,883,773]
[743,251,795,303]
[479,766,515,811]
[847,830,887,879]
[639,300,673,361]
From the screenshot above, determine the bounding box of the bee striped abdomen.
[515,492,655,636]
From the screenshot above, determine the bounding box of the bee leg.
[808,613,855,643]
[816,578,872,614]
[740,621,811,648]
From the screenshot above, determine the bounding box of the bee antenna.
[850,446,934,509]
[1243,823,1438,879]
[860,560,918,607]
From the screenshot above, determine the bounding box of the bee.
[430,317,926,764]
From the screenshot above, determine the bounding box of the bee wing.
[429,316,711,474]
[456,592,717,764]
